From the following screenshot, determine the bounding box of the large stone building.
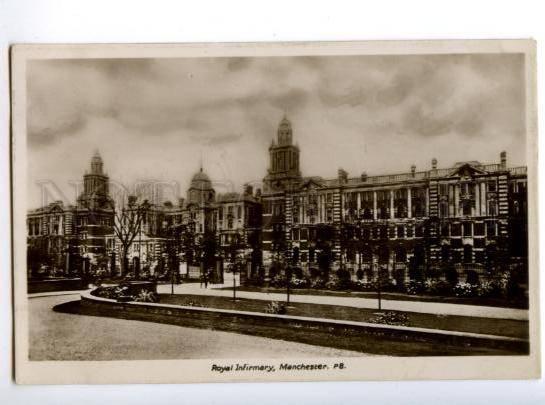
[261,117,528,284]
[27,117,528,286]
[27,151,115,277]
[125,167,262,279]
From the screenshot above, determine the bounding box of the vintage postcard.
[11,40,539,384]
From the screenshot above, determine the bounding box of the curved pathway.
[29,294,365,361]
[157,275,528,321]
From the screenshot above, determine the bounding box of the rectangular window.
[440,223,449,237]
[451,238,462,248]
[474,238,485,248]
[388,226,396,239]
[474,222,485,236]
[488,200,497,216]
[300,228,308,240]
[488,180,497,192]
[237,206,242,219]
[450,223,461,236]
[292,228,300,240]
[406,225,414,238]
[397,225,405,239]
[463,222,472,237]
[439,202,448,218]
[486,221,496,237]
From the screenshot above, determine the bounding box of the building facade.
[27,117,528,286]
[261,117,528,284]
[27,151,115,277]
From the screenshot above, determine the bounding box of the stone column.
[390,190,395,219]
[425,188,430,216]
[357,192,361,213]
[475,182,480,216]
[480,182,487,215]
[407,188,412,218]
[454,184,460,217]
[373,191,377,220]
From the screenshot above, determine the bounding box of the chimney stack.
[500,151,507,169]
[411,165,416,176]
[338,168,348,184]
[432,158,437,170]
[244,184,253,196]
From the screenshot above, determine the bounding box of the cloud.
[26,53,527,208]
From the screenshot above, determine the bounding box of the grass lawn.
[214,286,528,309]
[159,293,529,339]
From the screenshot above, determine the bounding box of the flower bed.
[91,281,159,303]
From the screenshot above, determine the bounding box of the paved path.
[29,294,366,361]
[157,276,528,321]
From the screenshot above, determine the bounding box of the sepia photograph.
[11,40,539,384]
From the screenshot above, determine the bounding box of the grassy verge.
[58,299,527,356]
[159,293,529,339]
[213,286,528,309]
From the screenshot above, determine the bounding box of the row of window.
[438,199,498,217]
[289,221,498,242]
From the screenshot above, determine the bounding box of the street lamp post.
[374,246,383,312]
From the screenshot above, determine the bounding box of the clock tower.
[263,116,302,192]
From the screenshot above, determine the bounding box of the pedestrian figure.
[200,273,204,288]
[204,270,209,289]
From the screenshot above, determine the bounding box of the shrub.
[292,267,303,279]
[291,277,310,288]
[269,274,287,288]
[309,268,321,279]
[336,268,351,281]
[264,301,287,315]
[335,269,352,290]
[466,270,480,285]
[180,299,204,307]
[380,278,399,292]
[369,311,409,326]
[133,290,159,303]
[424,279,452,296]
[453,281,478,297]
[92,285,132,300]
[406,280,425,295]
[310,278,326,289]
[352,279,375,291]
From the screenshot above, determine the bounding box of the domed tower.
[188,167,215,206]
[79,150,110,209]
[277,116,293,146]
[263,115,302,192]
[91,150,104,174]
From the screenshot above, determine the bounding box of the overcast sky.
[27,53,526,208]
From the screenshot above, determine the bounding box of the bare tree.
[110,195,150,277]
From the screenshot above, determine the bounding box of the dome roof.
[277,115,293,145]
[90,149,104,174]
[189,168,213,190]
[279,116,291,129]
